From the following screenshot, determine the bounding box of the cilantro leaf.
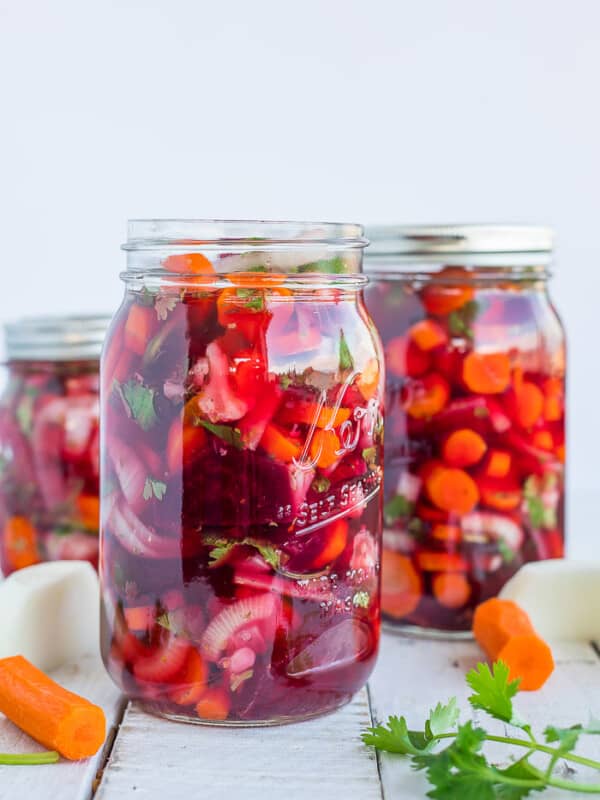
[496,759,544,799]
[311,476,331,493]
[352,591,370,609]
[526,495,546,528]
[384,494,414,524]
[339,329,354,372]
[448,300,480,340]
[297,256,347,274]
[203,534,281,570]
[143,477,167,501]
[497,539,516,564]
[195,419,243,449]
[425,698,460,739]
[114,379,158,431]
[155,294,178,321]
[466,661,523,726]
[362,715,435,755]
[236,288,264,311]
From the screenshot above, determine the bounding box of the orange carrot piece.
[442,428,487,468]
[543,377,564,422]
[124,606,156,632]
[260,423,302,463]
[514,381,544,428]
[416,551,469,572]
[163,253,215,275]
[310,428,341,469]
[431,524,462,543]
[226,271,286,287]
[124,304,154,356]
[532,430,554,451]
[3,516,40,571]
[277,401,351,429]
[426,467,479,515]
[405,373,450,419]
[196,687,231,721]
[556,443,565,463]
[478,478,522,512]
[76,494,100,531]
[0,656,106,760]
[473,598,554,691]
[462,352,511,395]
[169,649,208,706]
[381,552,422,619]
[432,572,471,609]
[311,519,348,568]
[409,320,448,352]
[421,267,475,316]
[484,450,512,479]
[357,357,381,401]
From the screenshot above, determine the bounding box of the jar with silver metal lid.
[0,314,110,573]
[364,225,566,636]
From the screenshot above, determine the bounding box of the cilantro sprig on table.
[363,661,600,797]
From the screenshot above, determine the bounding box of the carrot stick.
[124,304,154,356]
[421,267,475,315]
[311,519,348,568]
[462,352,511,395]
[409,319,448,351]
[169,649,208,706]
[432,572,471,608]
[483,450,512,479]
[3,516,40,571]
[0,656,106,760]
[426,466,480,515]
[260,423,302,463]
[513,381,544,428]
[357,357,381,401]
[442,428,487,467]
[196,687,231,721]
[276,400,351,429]
[309,428,341,469]
[473,598,554,691]
[381,551,422,619]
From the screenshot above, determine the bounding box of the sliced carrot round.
[514,382,544,429]
[462,352,511,395]
[409,319,448,352]
[426,467,479,515]
[260,423,302,463]
[431,524,462,543]
[432,572,471,608]
[405,373,450,419]
[381,551,422,619]
[169,649,208,706]
[478,478,522,512]
[196,687,231,721]
[422,267,475,316]
[416,551,469,572]
[442,428,487,468]
[164,253,215,275]
[311,519,349,568]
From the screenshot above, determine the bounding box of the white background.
[0,1,598,545]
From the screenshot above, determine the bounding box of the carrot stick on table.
[0,655,106,761]
[473,598,554,691]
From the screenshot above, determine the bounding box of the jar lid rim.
[364,224,554,256]
[124,219,367,250]
[4,314,111,361]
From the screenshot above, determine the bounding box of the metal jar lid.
[364,224,554,262]
[4,314,111,362]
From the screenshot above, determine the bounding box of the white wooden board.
[0,655,124,800]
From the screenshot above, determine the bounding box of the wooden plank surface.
[96,687,381,800]
[368,634,600,799]
[0,654,125,800]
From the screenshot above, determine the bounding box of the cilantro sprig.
[363,661,600,797]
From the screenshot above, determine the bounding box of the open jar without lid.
[0,315,110,574]
[100,220,384,725]
[364,225,565,637]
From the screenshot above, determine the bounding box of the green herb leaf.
[527,495,546,528]
[497,539,516,564]
[279,374,293,391]
[114,379,158,431]
[195,419,243,449]
[236,288,264,311]
[473,405,489,419]
[384,494,414,524]
[297,256,347,274]
[311,476,331,493]
[352,591,370,609]
[339,329,354,372]
[448,300,480,340]
[362,447,377,467]
[204,534,281,569]
[155,294,178,321]
[425,698,460,739]
[143,477,167,501]
[15,388,37,436]
[495,758,545,799]
[362,715,435,756]
[466,661,523,727]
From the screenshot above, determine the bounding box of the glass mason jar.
[364,225,565,636]
[0,315,108,574]
[100,220,384,725]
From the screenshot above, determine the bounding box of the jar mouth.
[4,314,111,361]
[122,271,368,291]
[123,219,367,252]
[364,223,554,266]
